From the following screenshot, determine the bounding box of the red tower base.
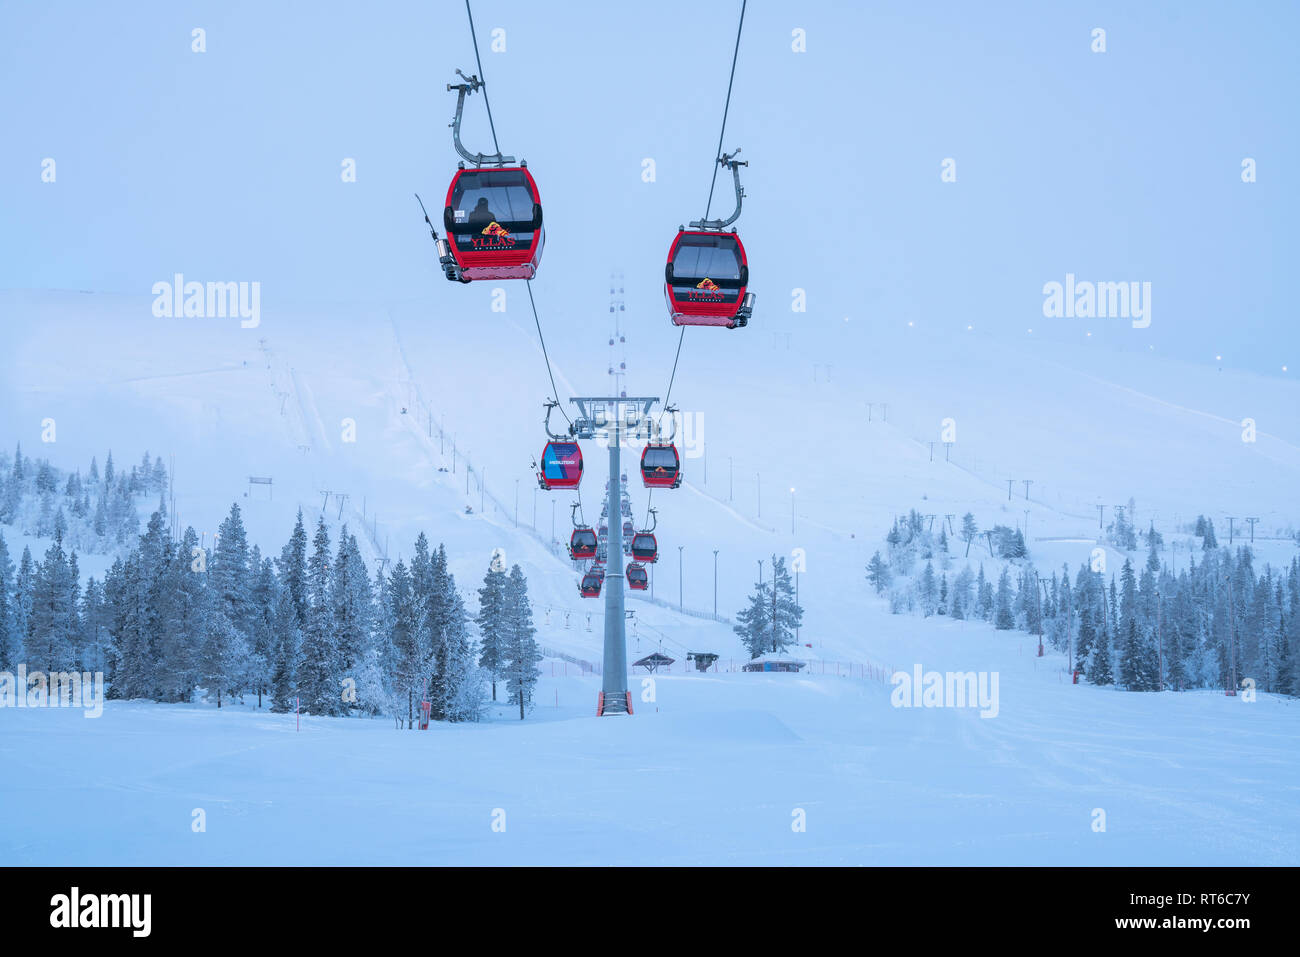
[596,691,633,716]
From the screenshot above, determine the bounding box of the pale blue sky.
[1,0,1296,377]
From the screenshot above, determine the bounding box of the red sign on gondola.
[473,221,517,249]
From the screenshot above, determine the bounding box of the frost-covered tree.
[247,551,277,707]
[918,561,938,617]
[993,567,1015,630]
[476,560,508,701]
[866,551,892,596]
[276,509,309,634]
[501,564,540,720]
[331,528,372,709]
[156,527,206,701]
[269,582,301,714]
[386,560,423,726]
[0,532,14,671]
[1090,616,1115,686]
[296,518,338,715]
[734,555,802,656]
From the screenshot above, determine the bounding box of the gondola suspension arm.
[543,399,572,440]
[689,150,747,230]
[448,70,516,167]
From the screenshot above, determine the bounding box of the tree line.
[1,445,159,554]
[0,502,546,722]
[867,509,1300,695]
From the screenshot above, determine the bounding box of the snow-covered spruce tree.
[768,556,803,654]
[1089,616,1115,686]
[976,564,993,621]
[204,503,254,705]
[993,568,1015,630]
[156,526,206,702]
[502,564,540,720]
[276,509,309,634]
[78,576,111,677]
[866,551,892,596]
[296,517,338,716]
[109,557,153,699]
[100,555,125,695]
[410,532,435,614]
[729,575,765,651]
[950,566,973,620]
[247,550,277,708]
[386,559,423,727]
[918,561,938,617]
[269,580,301,714]
[1075,607,1097,679]
[733,556,802,655]
[198,591,246,709]
[27,525,78,676]
[423,544,453,720]
[442,581,484,723]
[330,528,372,712]
[960,513,979,557]
[0,531,14,671]
[476,559,508,701]
[1119,615,1157,691]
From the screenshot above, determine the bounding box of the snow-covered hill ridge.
[2,286,1298,670]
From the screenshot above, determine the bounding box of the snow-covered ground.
[2,286,1298,865]
[4,632,1296,866]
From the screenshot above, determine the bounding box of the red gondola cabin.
[640,443,682,489]
[630,532,658,563]
[626,562,649,590]
[579,570,603,598]
[537,441,583,490]
[569,527,598,560]
[664,230,753,328]
[443,167,544,281]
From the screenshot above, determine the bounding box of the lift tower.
[567,396,659,715]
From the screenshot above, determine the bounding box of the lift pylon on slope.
[567,396,659,716]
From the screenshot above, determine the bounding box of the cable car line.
[653,0,748,429]
[527,280,572,425]
[459,0,571,426]
[704,0,748,220]
[463,0,502,157]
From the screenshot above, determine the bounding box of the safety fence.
[538,653,898,686]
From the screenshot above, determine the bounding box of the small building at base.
[742,653,807,673]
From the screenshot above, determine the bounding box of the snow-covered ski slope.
[3,286,1298,666]
[1,286,1298,865]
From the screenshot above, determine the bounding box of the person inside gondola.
[468,197,497,228]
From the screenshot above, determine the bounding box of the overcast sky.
[2,0,1295,378]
